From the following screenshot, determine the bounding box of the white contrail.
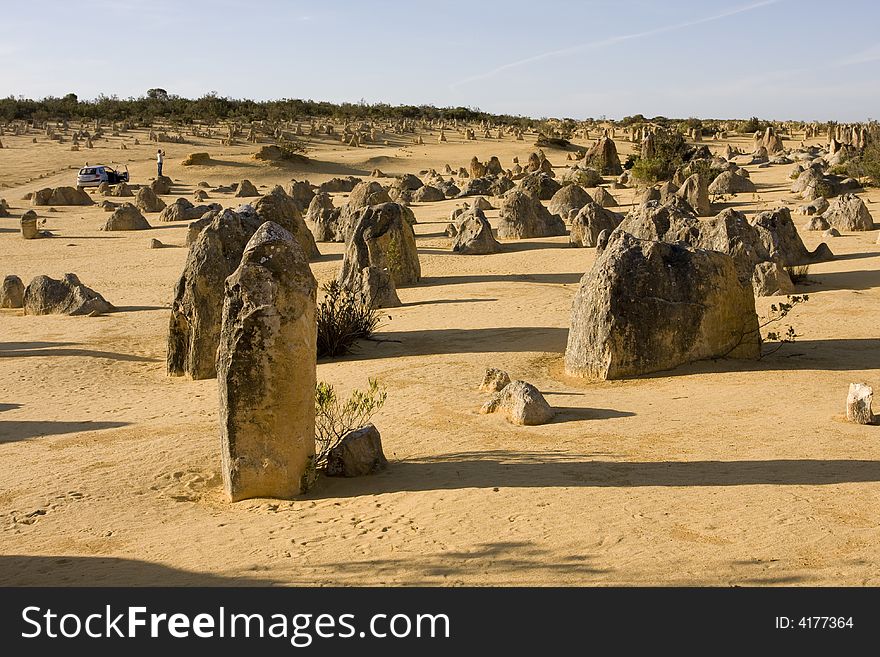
[450,0,783,89]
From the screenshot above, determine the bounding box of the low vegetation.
[631,129,690,183]
[314,379,387,468]
[761,295,810,357]
[0,92,539,129]
[277,137,308,159]
[844,136,880,185]
[316,281,382,359]
[722,295,810,359]
[739,116,770,134]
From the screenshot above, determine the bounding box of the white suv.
[76,165,129,188]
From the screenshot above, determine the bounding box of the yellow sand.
[1,126,879,586]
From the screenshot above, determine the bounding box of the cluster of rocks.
[159,197,222,223]
[477,368,554,425]
[317,176,362,193]
[217,221,319,501]
[150,175,173,195]
[336,202,421,308]
[31,186,93,206]
[562,194,837,380]
[449,207,502,255]
[164,198,390,498]
[102,203,151,231]
[1,273,113,315]
[790,163,861,202]
[168,187,319,380]
[801,193,874,232]
[497,190,566,239]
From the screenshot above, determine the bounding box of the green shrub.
[631,129,690,183]
[314,379,387,468]
[316,281,381,358]
[631,157,664,183]
[858,139,880,185]
[277,137,308,160]
[739,117,768,134]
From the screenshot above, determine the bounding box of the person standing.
[157,149,165,177]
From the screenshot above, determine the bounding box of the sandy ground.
[1,125,879,586]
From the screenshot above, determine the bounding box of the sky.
[1,0,879,121]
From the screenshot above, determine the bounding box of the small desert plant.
[314,379,387,468]
[316,281,381,358]
[630,129,690,183]
[844,155,865,181]
[277,137,308,160]
[631,156,664,183]
[857,139,880,185]
[723,294,810,359]
[739,116,769,134]
[785,264,810,284]
[761,295,809,357]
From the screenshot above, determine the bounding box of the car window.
[80,168,96,174]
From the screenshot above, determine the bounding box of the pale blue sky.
[1,0,878,121]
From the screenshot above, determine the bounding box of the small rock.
[846,383,875,425]
[234,179,259,197]
[325,424,388,477]
[20,210,39,239]
[479,368,511,392]
[1,275,25,308]
[480,380,555,425]
[802,215,830,231]
[149,238,164,249]
[23,273,113,316]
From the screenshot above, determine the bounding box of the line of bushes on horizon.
[0,92,548,128]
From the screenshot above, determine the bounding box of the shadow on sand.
[418,240,574,256]
[0,420,130,443]
[803,268,880,292]
[312,450,880,499]
[400,297,498,308]
[351,326,569,360]
[286,540,610,585]
[419,272,584,287]
[0,341,159,363]
[0,555,276,586]
[114,305,168,313]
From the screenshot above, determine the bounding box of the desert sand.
[2,123,879,586]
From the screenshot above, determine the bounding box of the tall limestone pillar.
[218,221,318,501]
